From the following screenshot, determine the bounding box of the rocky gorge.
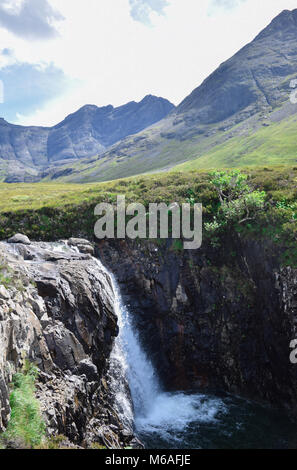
[0,232,297,448]
[97,237,297,415]
[0,236,138,448]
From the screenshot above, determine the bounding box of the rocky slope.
[0,95,174,183]
[1,231,297,446]
[52,9,297,183]
[97,237,297,415]
[0,236,137,448]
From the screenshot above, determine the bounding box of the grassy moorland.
[0,166,296,265]
[46,113,297,184]
[174,114,297,172]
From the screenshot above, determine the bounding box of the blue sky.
[0,59,76,124]
[0,0,296,126]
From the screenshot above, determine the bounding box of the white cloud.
[209,0,247,11]
[129,0,169,25]
[0,0,64,40]
[0,61,76,122]
[0,0,296,126]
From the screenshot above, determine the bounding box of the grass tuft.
[0,361,46,449]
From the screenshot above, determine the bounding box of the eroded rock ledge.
[0,238,135,448]
[97,237,297,416]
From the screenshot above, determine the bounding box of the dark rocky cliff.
[97,237,297,415]
[0,238,136,448]
[1,232,297,446]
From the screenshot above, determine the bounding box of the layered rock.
[0,239,135,448]
[97,237,297,415]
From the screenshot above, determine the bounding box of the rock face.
[0,240,135,448]
[176,9,297,125]
[97,237,297,416]
[1,233,297,445]
[48,96,174,163]
[0,95,174,182]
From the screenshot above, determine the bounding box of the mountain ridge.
[47,8,297,183]
[1,9,297,183]
[0,95,175,182]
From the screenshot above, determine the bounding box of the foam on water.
[3,240,225,444]
[3,241,296,448]
[97,256,225,443]
[136,392,226,434]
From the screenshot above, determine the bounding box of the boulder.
[77,244,94,255]
[68,238,94,255]
[7,234,31,245]
[68,238,92,246]
[75,359,99,381]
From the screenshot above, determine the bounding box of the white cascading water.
[95,256,226,444]
[3,240,295,448]
[5,240,225,445]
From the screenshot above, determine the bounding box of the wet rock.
[97,238,297,416]
[68,238,91,246]
[77,244,94,255]
[7,234,31,245]
[0,240,134,448]
[75,359,99,381]
[68,238,95,255]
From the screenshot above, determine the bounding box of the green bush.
[0,167,295,266]
[0,257,13,288]
[1,361,46,449]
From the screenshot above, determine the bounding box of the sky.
[0,0,297,126]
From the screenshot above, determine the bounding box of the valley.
[0,5,297,451]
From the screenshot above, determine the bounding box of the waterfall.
[3,240,226,446]
[94,256,227,446]
[4,240,293,448]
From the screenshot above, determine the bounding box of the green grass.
[0,167,296,213]
[0,256,13,287]
[43,110,297,184]
[0,167,296,265]
[174,115,297,171]
[0,361,46,449]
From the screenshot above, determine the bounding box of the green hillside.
[174,114,297,172]
[45,111,297,184]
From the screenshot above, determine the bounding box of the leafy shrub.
[1,361,45,449]
[210,169,250,203]
[220,190,266,224]
[0,257,13,288]
[207,170,266,228]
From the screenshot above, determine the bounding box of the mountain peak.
[141,94,157,102]
[255,8,297,41]
[79,104,99,111]
[140,94,173,105]
[0,94,175,181]
[77,104,114,114]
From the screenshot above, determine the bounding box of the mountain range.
[1,8,297,183]
[0,95,174,182]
